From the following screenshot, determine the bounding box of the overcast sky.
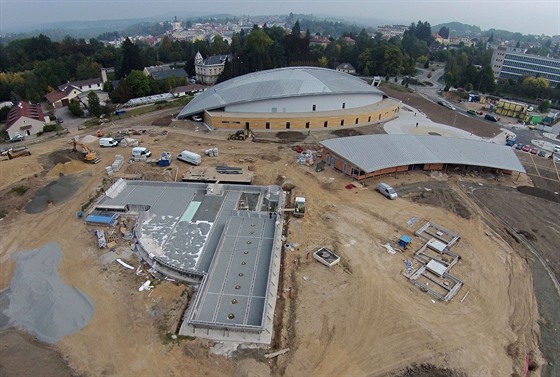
[1,0,559,36]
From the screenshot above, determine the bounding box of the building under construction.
[95,179,285,344]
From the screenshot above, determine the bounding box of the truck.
[177,150,201,165]
[293,197,306,218]
[158,152,173,167]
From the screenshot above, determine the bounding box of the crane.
[72,138,101,163]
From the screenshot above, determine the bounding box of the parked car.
[484,114,499,122]
[191,115,202,122]
[10,134,25,142]
[514,143,524,150]
[466,109,478,116]
[437,100,456,111]
[529,147,539,154]
[522,145,531,152]
[57,117,64,124]
[538,150,547,157]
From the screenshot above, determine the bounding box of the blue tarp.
[85,213,118,226]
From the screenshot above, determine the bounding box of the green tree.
[76,60,102,80]
[438,26,450,39]
[522,77,549,99]
[538,99,551,113]
[68,99,83,117]
[87,91,102,117]
[210,34,230,55]
[118,38,143,78]
[0,105,11,122]
[243,29,273,55]
[126,70,150,98]
[382,45,404,76]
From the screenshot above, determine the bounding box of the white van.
[177,150,201,165]
[376,182,398,200]
[99,137,119,147]
[132,147,151,158]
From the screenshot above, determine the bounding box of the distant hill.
[432,22,482,37]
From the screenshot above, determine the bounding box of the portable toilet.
[399,235,412,249]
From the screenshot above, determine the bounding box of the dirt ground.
[0,105,554,377]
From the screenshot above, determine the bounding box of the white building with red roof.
[5,102,47,139]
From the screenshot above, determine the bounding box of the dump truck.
[5,146,31,159]
[293,197,306,218]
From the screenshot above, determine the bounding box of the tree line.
[1,19,559,108]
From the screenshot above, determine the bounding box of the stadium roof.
[321,134,526,173]
[177,66,384,118]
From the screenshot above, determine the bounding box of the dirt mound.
[402,187,472,219]
[47,161,87,179]
[517,185,560,203]
[391,363,466,377]
[152,115,173,127]
[276,131,306,142]
[331,128,363,137]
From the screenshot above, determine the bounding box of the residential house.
[144,64,189,81]
[194,52,229,85]
[309,35,331,48]
[45,76,105,108]
[171,83,208,97]
[5,102,47,139]
[376,25,407,40]
[336,63,356,75]
[432,33,449,45]
[45,85,81,108]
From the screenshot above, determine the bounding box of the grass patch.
[380,82,415,93]
[11,186,29,196]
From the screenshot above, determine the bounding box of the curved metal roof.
[321,135,526,173]
[177,67,384,118]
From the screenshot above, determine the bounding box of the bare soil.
[0,105,555,377]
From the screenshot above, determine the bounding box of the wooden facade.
[203,100,400,130]
[321,149,513,180]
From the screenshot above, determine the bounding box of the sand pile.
[0,243,94,344]
[80,135,97,144]
[47,160,87,179]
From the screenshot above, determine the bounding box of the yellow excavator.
[228,128,256,141]
[72,138,101,163]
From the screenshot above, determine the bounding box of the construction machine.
[72,138,101,163]
[228,128,255,141]
[6,146,31,159]
[293,197,306,218]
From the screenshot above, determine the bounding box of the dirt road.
[0,111,548,377]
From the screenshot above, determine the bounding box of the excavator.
[72,138,101,163]
[228,128,256,141]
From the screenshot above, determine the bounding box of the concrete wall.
[206,102,400,130]
[226,93,383,113]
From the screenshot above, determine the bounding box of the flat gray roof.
[321,134,526,173]
[97,180,283,331]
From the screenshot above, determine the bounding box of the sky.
[0,0,559,36]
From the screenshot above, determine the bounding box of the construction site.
[0,93,559,377]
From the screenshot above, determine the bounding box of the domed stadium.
[177,66,400,130]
